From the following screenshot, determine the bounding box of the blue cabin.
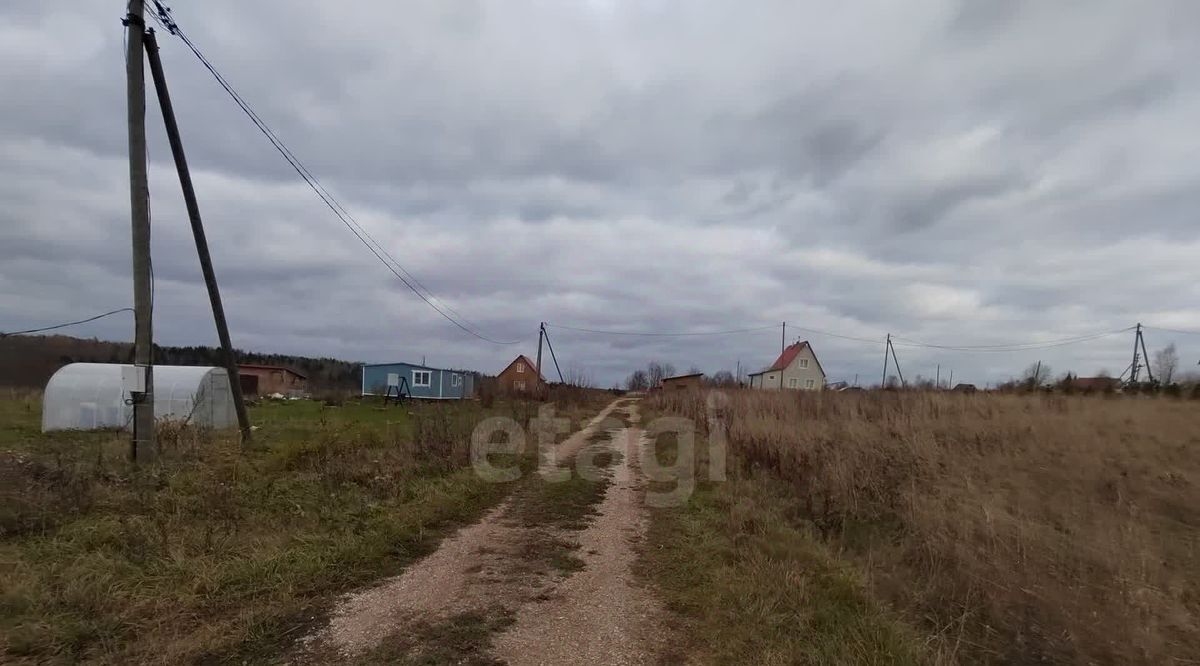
[361,362,475,400]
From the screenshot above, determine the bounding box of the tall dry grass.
[649,389,1200,664]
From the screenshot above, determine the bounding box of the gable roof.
[500,355,545,381]
[761,341,826,377]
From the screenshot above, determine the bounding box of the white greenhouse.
[42,363,237,432]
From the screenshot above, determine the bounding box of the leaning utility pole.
[880,334,905,388]
[144,30,252,443]
[125,0,155,461]
[881,334,890,387]
[889,336,906,387]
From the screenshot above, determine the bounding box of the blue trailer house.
[361,362,476,400]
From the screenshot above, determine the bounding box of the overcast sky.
[3,0,1199,387]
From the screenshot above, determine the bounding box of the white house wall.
[752,346,825,391]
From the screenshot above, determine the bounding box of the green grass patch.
[638,426,930,665]
[0,395,554,664]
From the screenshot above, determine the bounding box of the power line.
[786,325,886,345]
[890,327,1133,352]
[545,322,783,337]
[1,308,135,338]
[1143,325,1200,337]
[148,2,518,345]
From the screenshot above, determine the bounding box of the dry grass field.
[643,389,1200,664]
[0,388,611,664]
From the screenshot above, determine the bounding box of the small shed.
[42,363,237,431]
[237,363,308,397]
[361,362,475,400]
[661,373,704,391]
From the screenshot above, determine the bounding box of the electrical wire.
[1144,325,1200,337]
[545,322,783,337]
[785,325,886,345]
[147,1,518,345]
[890,327,1133,352]
[1,308,135,338]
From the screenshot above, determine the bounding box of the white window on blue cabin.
[413,370,431,387]
[452,374,461,387]
[386,372,399,387]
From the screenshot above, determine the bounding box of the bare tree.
[626,369,649,391]
[686,366,702,375]
[709,370,736,387]
[1022,362,1052,387]
[564,364,594,388]
[1153,343,1179,384]
[646,361,676,386]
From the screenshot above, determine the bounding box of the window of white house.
[789,378,798,388]
[451,374,462,387]
[516,363,525,373]
[515,380,526,391]
[798,359,809,369]
[412,370,431,387]
[805,379,815,389]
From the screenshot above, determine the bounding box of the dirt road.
[303,396,669,664]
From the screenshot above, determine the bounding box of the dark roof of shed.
[662,373,704,381]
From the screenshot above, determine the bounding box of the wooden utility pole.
[536,322,545,379]
[936,363,941,389]
[881,334,890,387]
[144,30,252,443]
[881,334,905,388]
[890,336,906,387]
[125,0,155,461]
[1128,323,1154,385]
[781,321,786,354]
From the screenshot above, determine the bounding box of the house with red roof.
[497,354,545,395]
[747,341,826,391]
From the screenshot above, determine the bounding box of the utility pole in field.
[781,321,786,354]
[880,334,906,388]
[936,364,940,389]
[1127,322,1155,386]
[536,322,545,379]
[144,29,251,443]
[125,0,155,461]
[881,334,889,387]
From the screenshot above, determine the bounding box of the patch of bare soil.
[301,397,669,663]
[491,406,669,666]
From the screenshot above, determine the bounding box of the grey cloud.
[3,0,1200,387]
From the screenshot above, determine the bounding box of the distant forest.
[0,334,361,391]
